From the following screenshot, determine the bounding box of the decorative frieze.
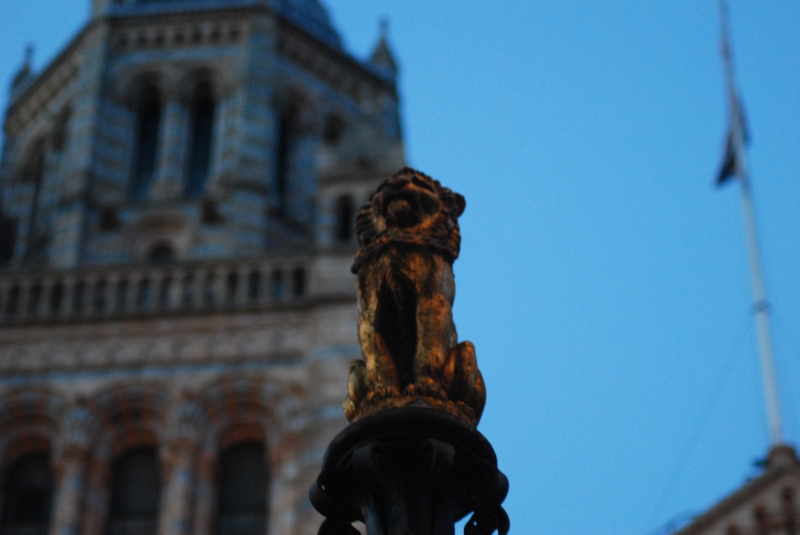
[112,21,244,54]
[6,57,82,138]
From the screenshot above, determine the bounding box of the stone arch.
[161,394,208,446]
[81,383,170,535]
[114,68,172,106]
[52,402,101,460]
[14,136,47,184]
[197,377,305,535]
[177,66,224,102]
[198,376,306,461]
[89,382,170,454]
[0,388,63,535]
[319,103,351,147]
[273,84,319,135]
[126,209,192,262]
[0,387,64,463]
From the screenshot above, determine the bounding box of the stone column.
[158,398,205,535]
[79,456,110,535]
[152,97,188,201]
[157,441,196,535]
[191,450,216,535]
[267,430,305,535]
[49,446,88,535]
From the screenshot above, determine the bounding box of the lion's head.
[352,168,466,273]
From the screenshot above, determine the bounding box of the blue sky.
[2,2,799,534]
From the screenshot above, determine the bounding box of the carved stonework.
[344,168,486,427]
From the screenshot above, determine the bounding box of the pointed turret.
[10,45,34,100]
[369,19,398,80]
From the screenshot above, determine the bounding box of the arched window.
[130,86,161,201]
[274,106,298,216]
[52,107,71,152]
[754,506,768,535]
[22,142,46,264]
[148,242,175,264]
[107,448,161,535]
[1,452,54,535]
[783,487,796,535]
[0,213,16,267]
[321,115,345,146]
[334,195,354,243]
[217,442,268,535]
[185,82,215,198]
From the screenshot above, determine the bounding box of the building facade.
[0,1,404,534]
[671,446,799,535]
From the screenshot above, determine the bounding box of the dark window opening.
[201,200,223,225]
[292,268,305,298]
[334,195,354,243]
[182,275,194,307]
[784,487,796,535]
[100,208,121,232]
[204,275,215,306]
[274,107,298,216]
[148,243,174,264]
[49,283,63,315]
[158,278,171,309]
[23,144,46,265]
[356,155,372,171]
[72,282,85,314]
[216,442,268,535]
[116,280,129,312]
[27,284,42,315]
[137,279,152,309]
[321,115,345,146]
[247,271,260,303]
[108,448,161,535]
[4,286,20,317]
[270,270,283,301]
[226,272,238,305]
[186,83,215,198]
[1,452,54,535]
[755,506,768,535]
[0,216,17,267]
[52,107,71,152]
[130,86,161,201]
[93,281,107,313]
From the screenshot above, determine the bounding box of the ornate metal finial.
[24,44,34,67]
[343,167,486,427]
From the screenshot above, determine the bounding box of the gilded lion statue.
[343,168,486,427]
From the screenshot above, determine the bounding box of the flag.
[716,100,750,187]
[717,130,737,185]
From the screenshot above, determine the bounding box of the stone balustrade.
[0,256,310,325]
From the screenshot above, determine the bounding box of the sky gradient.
[2,2,799,534]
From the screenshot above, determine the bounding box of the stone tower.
[0,1,404,534]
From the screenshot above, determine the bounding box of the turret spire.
[369,18,398,77]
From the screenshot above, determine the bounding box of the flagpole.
[719,0,784,446]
